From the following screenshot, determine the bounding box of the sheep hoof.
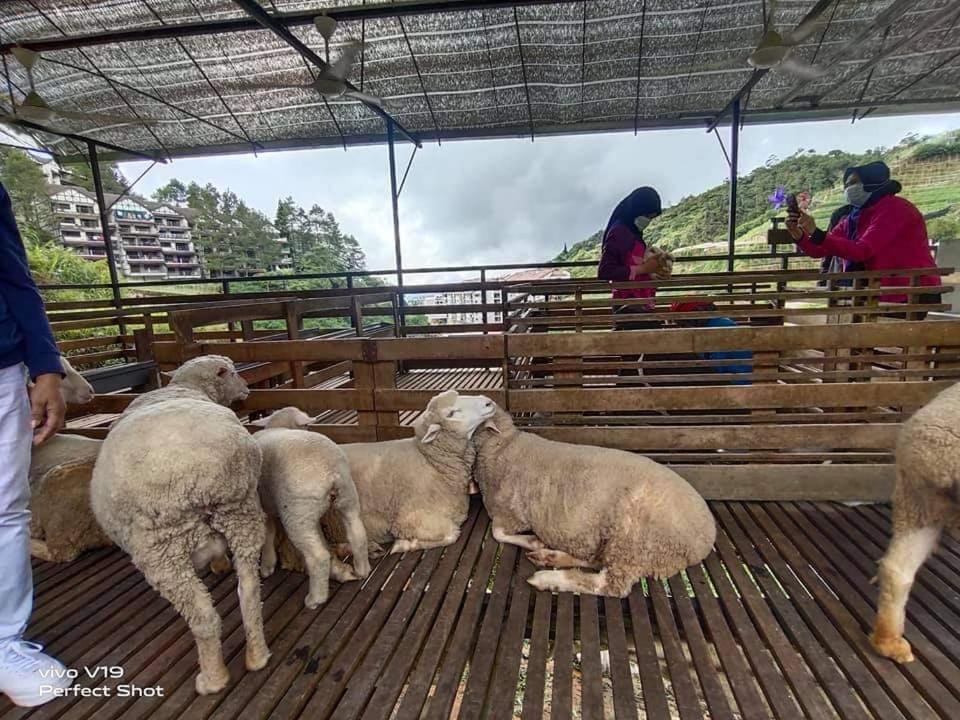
[304,592,329,610]
[527,570,561,593]
[390,539,417,554]
[331,563,359,583]
[30,540,55,562]
[353,560,371,579]
[871,633,915,664]
[195,668,230,695]
[245,647,271,672]
[260,559,276,579]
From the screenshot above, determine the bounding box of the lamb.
[90,354,270,695]
[25,354,95,406]
[318,390,495,557]
[250,406,370,609]
[471,399,716,597]
[871,382,960,664]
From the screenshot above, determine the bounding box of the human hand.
[787,210,816,240]
[30,373,65,446]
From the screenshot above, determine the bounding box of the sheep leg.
[871,525,940,664]
[492,525,544,552]
[528,568,610,596]
[390,529,459,554]
[330,557,360,583]
[210,500,271,672]
[284,521,333,609]
[526,548,598,569]
[261,515,278,579]
[30,539,55,562]
[136,538,230,695]
[340,505,371,579]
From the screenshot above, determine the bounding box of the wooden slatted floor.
[3,501,960,719]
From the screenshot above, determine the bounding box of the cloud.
[124,112,960,274]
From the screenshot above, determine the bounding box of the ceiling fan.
[745,1,832,80]
[251,14,387,108]
[0,47,159,129]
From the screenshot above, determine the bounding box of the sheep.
[286,391,493,563]
[90,354,270,695]
[471,399,716,597]
[25,355,95,405]
[871,382,960,664]
[250,406,370,609]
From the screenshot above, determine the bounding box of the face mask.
[844,183,871,208]
[634,215,652,232]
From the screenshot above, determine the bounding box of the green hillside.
[556,131,960,276]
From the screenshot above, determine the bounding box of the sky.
[120,112,960,276]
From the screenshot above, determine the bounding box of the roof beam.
[705,0,840,132]
[6,117,165,162]
[230,0,421,148]
[1,0,581,55]
[781,0,960,108]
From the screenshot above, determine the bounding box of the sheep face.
[60,356,95,405]
[166,355,250,406]
[416,390,497,444]
[252,406,314,429]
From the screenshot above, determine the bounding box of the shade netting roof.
[1,0,958,159]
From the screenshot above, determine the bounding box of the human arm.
[0,184,65,443]
[597,227,633,281]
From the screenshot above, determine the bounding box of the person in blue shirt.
[671,302,753,383]
[0,181,73,706]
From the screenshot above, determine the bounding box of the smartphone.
[785,193,800,215]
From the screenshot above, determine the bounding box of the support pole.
[727,99,740,273]
[88,141,125,334]
[387,120,405,337]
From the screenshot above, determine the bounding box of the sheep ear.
[160,371,174,380]
[216,366,229,377]
[250,416,272,427]
[484,419,501,434]
[420,423,442,444]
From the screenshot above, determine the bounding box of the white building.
[427,268,571,326]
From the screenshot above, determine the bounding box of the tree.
[0,148,55,243]
[153,179,188,205]
[61,159,128,194]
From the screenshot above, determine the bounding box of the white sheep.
[25,355,95,405]
[250,406,370,609]
[471,399,716,597]
[90,354,270,695]
[310,390,495,558]
[871,382,960,664]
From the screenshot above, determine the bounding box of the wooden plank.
[374,388,506,412]
[715,504,894,720]
[521,583,554,719]
[485,556,534,720]
[550,593,575,720]
[649,580,704,720]
[685,564,773,720]
[507,320,960,358]
[358,508,485,720]
[626,590,671,720]
[510,381,952,413]
[529,424,899,450]
[456,544,518,720]
[579,595,605,720]
[154,340,366,363]
[676,464,894,501]
[239,388,374,413]
[667,573,736,720]
[603,596,639,720]
[374,335,505,361]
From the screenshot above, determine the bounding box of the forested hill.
[555,130,960,275]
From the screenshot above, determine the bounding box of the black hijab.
[603,187,662,241]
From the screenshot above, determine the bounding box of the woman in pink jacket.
[786,161,941,309]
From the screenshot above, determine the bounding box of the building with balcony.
[426,268,571,326]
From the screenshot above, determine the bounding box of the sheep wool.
[90,355,270,695]
[872,381,960,664]
[253,406,370,610]
[472,403,716,597]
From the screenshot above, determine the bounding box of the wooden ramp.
[4,502,960,720]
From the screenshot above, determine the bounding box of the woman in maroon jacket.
[597,186,665,331]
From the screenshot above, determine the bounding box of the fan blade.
[748,32,789,70]
[315,14,338,42]
[10,46,39,71]
[783,18,827,46]
[328,41,360,82]
[343,88,386,108]
[776,55,826,80]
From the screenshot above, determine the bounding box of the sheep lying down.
[872,382,960,664]
[472,401,716,598]
[91,355,270,695]
[252,407,370,610]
